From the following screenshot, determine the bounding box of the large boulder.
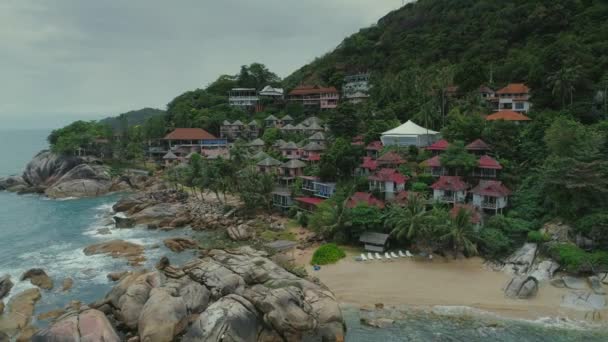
[0,176,27,191]
[138,288,189,342]
[22,151,84,187]
[529,260,560,281]
[227,224,253,241]
[45,164,112,198]
[83,239,145,266]
[32,309,120,342]
[0,288,41,338]
[20,268,53,290]
[113,272,163,330]
[504,276,539,299]
[114,216,135,228]
[588,276,606,295]
[0,275,13,299]
[561,291,606,311]
[130,203,183,226]
[164,237,198,252]
[502,243,538,275]
[182,294,261,342]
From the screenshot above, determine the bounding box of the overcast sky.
[0,0,403,129]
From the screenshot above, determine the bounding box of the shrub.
[575,213,608,248]
[478,228,513,259]
[485,215,531,244]
[311,243,346,265]
[411,182,428,192]
[298,213,309,227]
[548,244,608,274]
[415,173,435,186]
[527,231,550,243]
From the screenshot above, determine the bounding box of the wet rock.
[182,294,261,342]
[114,216,135,228]
[561,291,606,310]
[0,275,13,299]
[15,325,37,342]
[107,271,130,282]
[113,196,143,212]
[83,239,145,266]
[227,224,253,241]
[169,215,192,228]
[21,268,54,290]
[130,203,183,226]
[33,309,120,342]
[504,276,538,299]
[45,164,112,198]
[37,308,67,321]
[0,176,27,191]
[61,278,73,292]
[107,271,163,330]
[0,288,41,337]
[163,237,198,252]
[361,317,395,328]
[97,227,112,235]
[138,288,189,342]
[503,243,537,275]
[588,276,606,295]
[0,301,4,315]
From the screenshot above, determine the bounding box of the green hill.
[284,0,608,122]
[100,107,166,131]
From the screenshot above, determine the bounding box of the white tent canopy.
[380,120,440,147]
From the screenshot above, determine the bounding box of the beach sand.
[294,247,608,322]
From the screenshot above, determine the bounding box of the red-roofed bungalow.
[466,139,491,154]
[486,111,531,122]
[422,155,447,177]
[426,139,450,153]
[377,151,405,168]
[358,157,378,176]
[295,197,325,213]
[495,83,531,113]
[473,155,502,178]
[366,141,383,158]
[368,168,408,200]
[346,192,385,209]
[288,85,339,109]
[431,176,468,204]
[163,128,228,156]
[471,180,511,214]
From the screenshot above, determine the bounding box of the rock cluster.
[163,237,199,253]
[83,240,146,266]
[33,309,121,341]
[227,223,253,241]
[20,268,54,290]
[0,288,41,339]
[504,276,539,299]
[73,247,346,342]
[112,190,192,229]
[0,275,13,300]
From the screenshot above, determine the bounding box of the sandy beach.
[294,247,608,323]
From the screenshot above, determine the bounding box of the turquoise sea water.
[0,129,607,340]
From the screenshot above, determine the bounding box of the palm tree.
[548,66,582,109]
[384,194,428,242]
[441,207,478,256]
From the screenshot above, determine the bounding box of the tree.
[319,138,364,181]
[441,207,478,256]
[384,194,428,242]
[440,141,477,175]
[261,128,281,145]
[547,65,583,109]
[441,110,485,143]
[237,167,275,211]
[328,102,361,138]
[346,204,384,242]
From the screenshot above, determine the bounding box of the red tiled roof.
[478,155,502,170]
[308,154,321,161]
[471,180,511,197]
[377,151,405,164]
[431,176,468,191]
[164,128,217,140]
[450,204,481,224]
[426,139,450,151]
[347,192,385,209]
[368,168,408,185]
[479,86,494,94]
[366,141,383,151]
[289,85,339,96]
[466,139,491,151]
[360,157,378,171]
[486,111,531,121]
[423,155,441,168]
[295,197,325,206]
[496,83,530,95]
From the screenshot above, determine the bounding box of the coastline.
[295,248,608,324]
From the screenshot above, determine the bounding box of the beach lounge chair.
[367,252,374,260]
[361,253,368,261]
[406,250,413,257]
[375,252,382,259]
[398,250,406,257]
[390,252,399,258]
[384,252,391,259]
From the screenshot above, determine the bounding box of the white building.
[471,180,512,214]
[343,73,370,103]
[228,88,259,107]
[489,83,532,113]
[259,85,284,99]
[380,120,440,147]
[431,176,468,204]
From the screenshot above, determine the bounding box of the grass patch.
[286,219,301,229]
[311,243,346,265]
[259,230,296,242]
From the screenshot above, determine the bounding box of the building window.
[515,102,524,110]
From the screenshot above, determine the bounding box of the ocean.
[0,129,607,340]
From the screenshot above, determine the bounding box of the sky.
[0,0,404,129]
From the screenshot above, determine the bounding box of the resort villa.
[343,73,371,104]
[288,85,340,109]
[228,88,259,108]
[368,168,408,200]
[431,176,469,204]
[471,180,512,214]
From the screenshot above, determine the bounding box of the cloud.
[0,0,401,128]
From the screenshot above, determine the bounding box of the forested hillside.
[285,0,608,123]
[99,108,165,131]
